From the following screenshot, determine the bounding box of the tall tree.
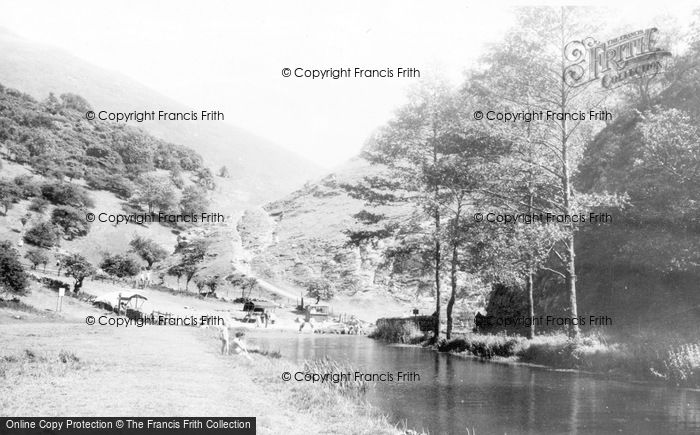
[361,78,463,340]
[129,235,168,269]
[475,7,613,338]
[60,254,95,293]
[135,174,178,213]
[25,248,50,272]
[180,185,209,216]
[0,179,20,215]
[174,238,210,291]
[434,107,508,339]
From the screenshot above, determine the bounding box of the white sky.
[0,0,696,168]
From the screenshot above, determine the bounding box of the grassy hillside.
[0,78,243,291]
[0,160,178,265]
[0,28,322,204]
[235,157,485,320]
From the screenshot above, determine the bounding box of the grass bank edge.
[369,321,700,389]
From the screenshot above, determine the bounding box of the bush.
[650,343,700,387]
[369,320,425,344]
[38,276,66,293]
[40,183,93,208]
[51,206,90,240]
[24,221,62,248]
[85,171,135,199]
[12,175,41,198]
[438,334,527,359]
[0,241,29,296]
[24,248,50,271]
[100,253,141,279]
[438,338,470,353]
[28,197,49,213]
[179,185,208,215]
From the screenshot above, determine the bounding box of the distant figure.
[474,312,486,333]
[231,331,252,361]
[217,320,230,355]
[298,309,314,333]
[137,269,151,289]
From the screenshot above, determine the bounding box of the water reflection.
[248,333,700,435]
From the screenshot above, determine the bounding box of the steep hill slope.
[0,28,321,205]
[236,157,487,319]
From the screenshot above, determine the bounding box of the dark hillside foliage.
[572,49,700,330]
[0,83,204,191]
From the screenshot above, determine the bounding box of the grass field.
[0,320,404,434]
[0,276,408,434]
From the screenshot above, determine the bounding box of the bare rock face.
[237,208,275,254]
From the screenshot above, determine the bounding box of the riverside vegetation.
[346,7,700,392]
[370,320,700,388]
[1,6,700,426]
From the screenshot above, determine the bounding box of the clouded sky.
[0,0,696,168]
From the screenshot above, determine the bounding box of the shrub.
[24,248,50,271]
[438,338,470,353]
[369,320,425,344]
[650,343,700,387]
[179,185,208,215]
[100,253,141,279]
[12,175,40,198]
[40,183,94,208]
[51,206,90,240]
[0,241,29,296]
[28,197,49,213]
[438,334,527,359]
[85,171,135,199]
[38,276,66,293]
[24,221,62,248]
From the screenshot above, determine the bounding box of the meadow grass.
[302,357,369,400]
[248,353,422,434]
[0,318,416,434]
[0,298,42,313]
[0,348,84,379]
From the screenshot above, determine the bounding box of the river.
[247,332,700,435]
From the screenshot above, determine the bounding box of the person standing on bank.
[218,318,230,355]
[298,308,314,333]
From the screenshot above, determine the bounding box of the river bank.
[0,321,411,435]
[369,321,700,389]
